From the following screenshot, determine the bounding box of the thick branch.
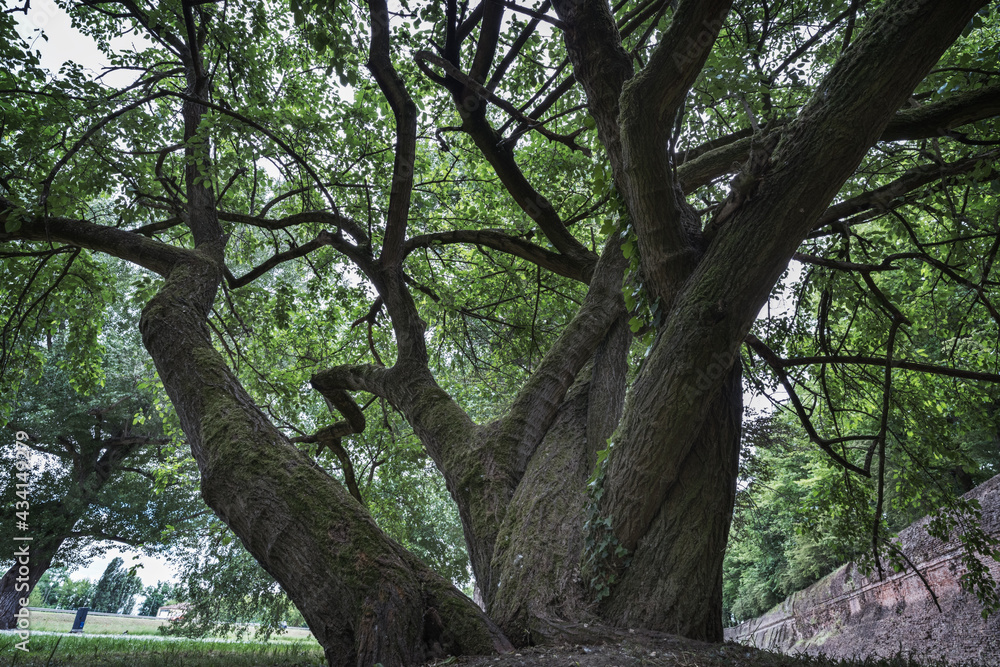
[495,227,627,470]
[219,210,371,247]
[678,86,1000,193]
[882,82,1000,142]
[0,209,192,276]
[404,229,592,283]
[367,0,418,268]
[813,151,1000,231]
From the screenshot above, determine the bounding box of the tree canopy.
[2,0,1000,664]
[0,306,204,628]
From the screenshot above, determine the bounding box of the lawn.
[0,634,326,666]
[21,609,316,641]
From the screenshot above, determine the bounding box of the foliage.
[137,580,180,617]
[90,557,144,615]
[28,569,95,610]
[0,288,203,579]
[724,404,1000,625]
[164,523,304,641]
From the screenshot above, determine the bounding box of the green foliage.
[137,581,180,617]
[164,523,303,641]
[28,568,97,610]
[725,404,1000,626]
[925,499,1000,619]
[3,0,1000,643]
[91,557,144,615]
[581,440,629,602]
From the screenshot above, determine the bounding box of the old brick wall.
[724,473,1000,665]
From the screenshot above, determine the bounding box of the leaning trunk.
[0,543,58,629]
[140,256,510,666]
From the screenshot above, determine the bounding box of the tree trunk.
[488,315,630,645]
[0,544,57,630]
[603,362,742,640]
[140,256,511,666]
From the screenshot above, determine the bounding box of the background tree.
[136,580,180,617]
[29,572,97,611]
[724,407,1000,625]
[90,556,143,615]
[0,287,205,629]
[2,0,1000,664]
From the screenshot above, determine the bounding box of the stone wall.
[724,473,1000,665]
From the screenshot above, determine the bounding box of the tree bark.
[489,315,630,644]
[603,362,742,641]
[0,546,56,631]
[140,254,510,666]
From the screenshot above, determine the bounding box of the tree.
[90,557,143,614]
[0,308,205,628]
[2,0,999,664]
[137,580,178,617]
[35,575,96,610]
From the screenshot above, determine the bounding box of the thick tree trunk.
[488,377,595,645]
[0,548,56,630]
[603,362,742,640]
[489,315,630,645]
[141,256,510,666]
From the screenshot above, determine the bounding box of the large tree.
[2,0,1000,664]
[0,320,204,629]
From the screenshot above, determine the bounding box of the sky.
[71,547,180,589]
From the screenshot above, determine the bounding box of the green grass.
[22,609,316,641]
[0,634,327,666]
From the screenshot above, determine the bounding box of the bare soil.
[432,631,978,667]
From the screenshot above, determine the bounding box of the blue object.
[70,607,89,633]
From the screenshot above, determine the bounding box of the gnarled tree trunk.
[140,256,511,666]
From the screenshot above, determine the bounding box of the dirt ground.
[430,630,971,667]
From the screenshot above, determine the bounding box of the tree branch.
[404,228,592,283]
[366,0,418,269]
[0,207,193,276]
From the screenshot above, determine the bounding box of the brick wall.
[724,473,1000,665]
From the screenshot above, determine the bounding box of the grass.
[22,609,315,641]
[0,634,326,666]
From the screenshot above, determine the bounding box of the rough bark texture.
[141,256,510,666]
[6,0,995,660]
[604,363,743,640]
[0,548,55,631]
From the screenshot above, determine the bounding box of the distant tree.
[137,581,178,617]
[28,568,70,608]
[0,302,206,628]
[29,574,97,611]
[724,404,1000,625]
[90,557,143,614]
